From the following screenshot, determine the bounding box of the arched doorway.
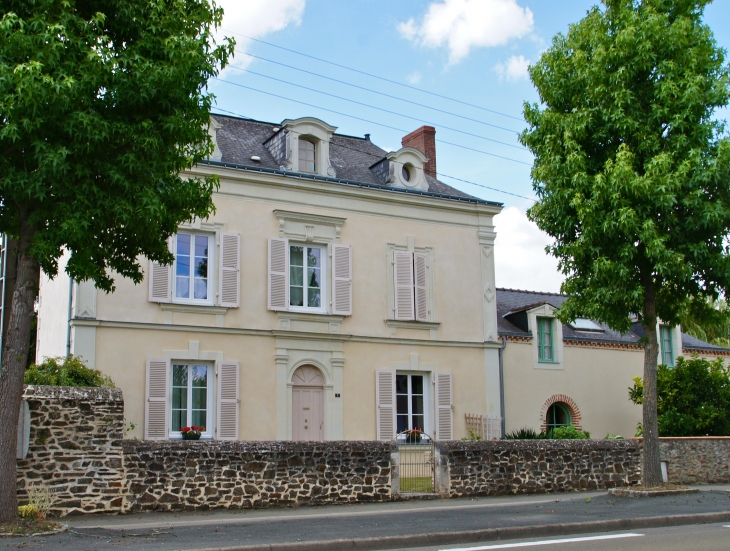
[292,365,325,441]
[540,394,582,432]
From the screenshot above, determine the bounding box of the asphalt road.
[402,524,730,551]
[2,489,728,551]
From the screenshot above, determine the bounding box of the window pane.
[194,255,208,279]
[290,265,303,286]
[173,365,188,387]
[411,395,424,415]
[411,375,423,395]
[171,408,186,432]
[412,415,425,431]
[396,375,408,394]
[172,386,187,410]
[307,287,321,308]
[308,267,321,288]
[176,255,190,277]
[396,395,408,415]
[191,365,207,387]
[194,235,208,259]
[290,246,303,267]
[171,364,188,432]
[307,247,321,268]
[176,234,190,256]
[298,140,316,172]
[397,415,409,434]
[192,387,207,411]
[290,286,304,307]
[194,277,207,300]
[176,277,190,299]
[191,409,206,428]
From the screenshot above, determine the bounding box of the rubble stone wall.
[659,437,730,484]
[439,439,641,497]
[120,440,394,512]
[16,385,125,516]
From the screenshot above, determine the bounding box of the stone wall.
[659,437,730,484]
[16,385,125,516]
[439,439,641,497]
[121,440,394,512]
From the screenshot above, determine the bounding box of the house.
[498,288,730,438]
[33,114,729,442]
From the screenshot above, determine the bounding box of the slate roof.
[497,288,729,352]
[208,115,494,204]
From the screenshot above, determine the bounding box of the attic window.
[570,318,604,332]
[298,138,316,173]
[402,164,412,182]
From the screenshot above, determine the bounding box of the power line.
[233,50,524,134]
[212,78,533,166]
[222,29,525,123]
[209,107,535,202]
[227,65,526,150]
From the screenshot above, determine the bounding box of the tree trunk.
[641,280,663,488]
[0,220,39,522]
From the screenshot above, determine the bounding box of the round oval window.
[402,165,411,182]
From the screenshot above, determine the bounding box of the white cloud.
[406,71,422,85]
[217,0,305,69]
[398,0,534,64]
[494,206,563,293]
[495,55,530,83]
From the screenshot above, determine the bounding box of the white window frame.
[527,304,564,370]
[169,362,215,440]
[395,371,431,437]
[288,242,328,314]
[173,231,215,306]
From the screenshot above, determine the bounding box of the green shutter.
[660,326,674,367]
[538,318,554,362]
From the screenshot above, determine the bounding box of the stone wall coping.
[122,439,397,453]
[438,439,639,452]
[631,437,730,441]
[22,384,123,402]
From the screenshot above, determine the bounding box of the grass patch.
[0,519,63,537]
[401,477,433,493]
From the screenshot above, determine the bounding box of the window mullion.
[304,247,310,309]
[187,367,193,428]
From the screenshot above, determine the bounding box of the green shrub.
[629,355,730,436]
[25,356,115,387]
[550,425,590,439]
[504,427,550,440]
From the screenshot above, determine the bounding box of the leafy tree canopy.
[521,0,730,332]
[629,355,730,436]
[0,0,233,290]
[680,297,730,347]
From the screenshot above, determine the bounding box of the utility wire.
[210,107,535,202]
[222,29,526,123]
[233,50,524,134]
[227,65,526,150]
[212,78,533,166]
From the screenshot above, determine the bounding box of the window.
[392,250,431,322]
[171,363,213,438]
[298,138,316,172]
[289,244,325,311]
[401,164,411,182]
[537,317,554,362]
[396,374,425,434]
[174,232,213,303]
[570,318,604,332]
[660,325,674,366]
[546,402,571,430]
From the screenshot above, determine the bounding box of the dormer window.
[402,164,412,182]
[298,138,316,173]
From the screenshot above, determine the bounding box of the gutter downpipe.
[66,277,73,356]
[498,335,507,438]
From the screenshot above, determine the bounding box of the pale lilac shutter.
[435,372,453,440]
[414,252,429,322]
[219,232,240,308]
[148,238,173,303]
[217,361,239,440]
[268,237,289,311]
[393,251,414,320]
[145,358,170,440]
[332,244,352,316]
[376,370,396,441]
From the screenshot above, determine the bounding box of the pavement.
[2,484,728,551]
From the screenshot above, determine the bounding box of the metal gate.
[396,430,435,493]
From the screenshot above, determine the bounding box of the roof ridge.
[497,287,565,297]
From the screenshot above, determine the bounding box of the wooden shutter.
[145,358,170,440]
[219,232,240,308]
[376,370,396,441]
[268,237,289,311]
[435,372,453,440]
[393,251,414,320]
[332,244,352,316]
[414,252,429,322]
[217,361,240,440]
[148,238,173,303]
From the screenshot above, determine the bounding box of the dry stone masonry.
[440,439,642,497]
[121,440,393,512]
[658,437,730,484]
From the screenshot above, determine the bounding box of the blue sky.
[211,0,730,292]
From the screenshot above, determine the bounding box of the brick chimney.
[401,126,436,178]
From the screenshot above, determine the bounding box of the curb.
[194,511,730,551]
[608,488,700,498]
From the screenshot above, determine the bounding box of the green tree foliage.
[629,356,730,436]
[25,356,115,387]
[521,0,730,486]
[680,298,730,348]
[0,0,233,521]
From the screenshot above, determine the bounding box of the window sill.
[534,361,563,370]
[385,320,440,339]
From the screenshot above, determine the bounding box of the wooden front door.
[292,366,325,441]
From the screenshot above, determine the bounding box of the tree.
[520,0,730,487]
[0,0,233,521]
[680,297,730,348]
[629,356,730,436]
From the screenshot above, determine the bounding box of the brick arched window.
[540,394,582,432]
